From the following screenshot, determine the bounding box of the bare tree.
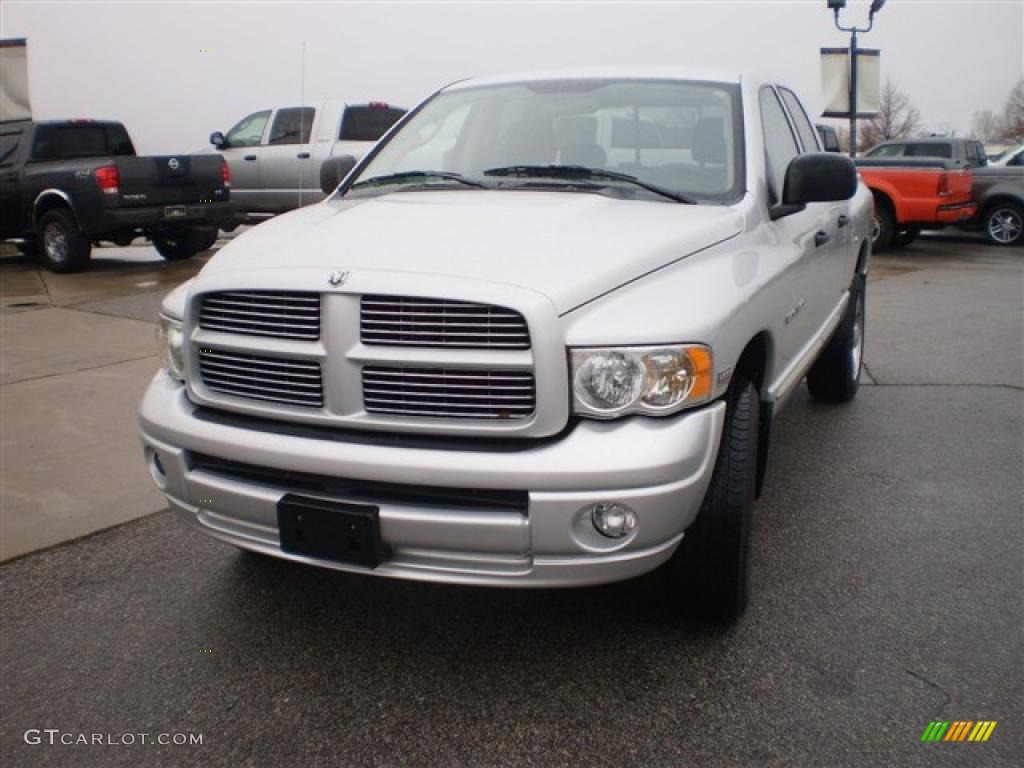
[857,79,922,151]
[1002,77,1024,140]
[971,109,1003,141]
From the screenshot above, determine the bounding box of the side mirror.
[771,153,857,220]
[320,154,357,195]
[210,131,226,149]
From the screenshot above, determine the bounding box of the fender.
[33,188,83,230]
[861,176,903,222]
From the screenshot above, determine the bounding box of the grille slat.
[363,366,535,420]
[199,349,323,408]
[199,291,320,341]
[361,295,529,349]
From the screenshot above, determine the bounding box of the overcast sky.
[2,0,1022,154]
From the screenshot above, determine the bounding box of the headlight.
[157,314,186,381]
[571,345,712,418]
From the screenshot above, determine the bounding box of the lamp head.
[869,0,887,14]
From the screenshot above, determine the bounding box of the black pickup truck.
[0,119,235,272]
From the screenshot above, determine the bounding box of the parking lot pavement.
[0,239,1021,767]
[0,245,209,560]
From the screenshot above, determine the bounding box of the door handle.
[297,152,311,159]
[814,231,831,248]
[244,155,257,161]
[837,214,850,228]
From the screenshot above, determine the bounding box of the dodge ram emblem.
[168,158,180,171]
[327,270,350,287]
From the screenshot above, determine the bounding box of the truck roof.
[0,118,125,128]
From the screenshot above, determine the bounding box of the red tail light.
[937,172,951,197]
[368,101,390,109]
[221,158,231,188]
[94,165,120,195]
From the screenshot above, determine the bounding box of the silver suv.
[140,70,872,621]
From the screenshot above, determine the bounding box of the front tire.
[38,209,91,273]
[807,273,865,403]
[983,202,1023,246]
[666,377,759,623]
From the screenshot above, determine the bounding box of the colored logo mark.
[921,721,997,742]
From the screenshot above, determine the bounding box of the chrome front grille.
[360,296,530,349]
[199,291,320,341]
[198,348,323,408]
[363,366,536,420]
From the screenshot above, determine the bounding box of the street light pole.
[831,0,886,157]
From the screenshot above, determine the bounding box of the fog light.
[147,449,167,490]
[591,502,637,539]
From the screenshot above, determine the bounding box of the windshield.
[349,79,743,203]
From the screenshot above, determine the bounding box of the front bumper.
[138,373,725,587]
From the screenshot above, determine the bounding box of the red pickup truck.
[854,158,976,251]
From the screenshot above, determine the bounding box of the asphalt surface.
[1,236,1021,767]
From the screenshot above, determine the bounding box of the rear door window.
[339,105,406,141]
[904,143,952,159]
[268,107,315,145]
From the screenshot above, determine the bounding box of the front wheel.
[807,273,865,403]
[983,202,1023,246]
[665,377,759,623]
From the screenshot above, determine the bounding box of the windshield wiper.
[350,171,487,190]
[483,165,696,204]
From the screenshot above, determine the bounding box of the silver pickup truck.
[139,69,872,621]
[206,101,405,218]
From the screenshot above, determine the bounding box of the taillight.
[368,101,390,109]
[221,158,231,188]
[937,172,951,197]
[94,165,119,195]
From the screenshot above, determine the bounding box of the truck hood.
[205,190,743,313]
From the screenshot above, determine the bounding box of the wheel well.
[733,333,768,395]
[33,194,77,230]
[871,189,894,217]
[981,195,1023,215]
[732,334,772,499]
[855,240,870,277]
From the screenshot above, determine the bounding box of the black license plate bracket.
[277,495,384,568]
